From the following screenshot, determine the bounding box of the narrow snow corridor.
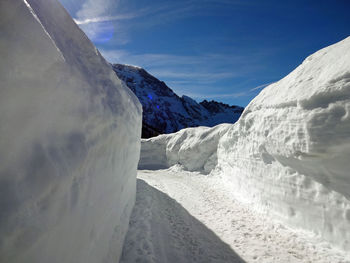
[121,168,349,263]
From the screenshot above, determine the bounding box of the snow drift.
[139,37,350,251]
[0,0,141,262]
[139,124,231,173]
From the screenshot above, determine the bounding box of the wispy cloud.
[184,91,249,99]
[75,0,118,19]
[99,48,277,100]
[73,0,128,43]
[176,81,276,101]
[250,81,276,91]
[75,0,277,105]
[100,49,248,84]
[100,49,261,70]
[73,0,251,44]
[98,47,282,107]
[74,14,138,25]
[59,0,290,106]
[149,70,237,80]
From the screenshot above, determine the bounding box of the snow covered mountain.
[139,36,350,252]
[0,0,141,262]
[112,64,244,138]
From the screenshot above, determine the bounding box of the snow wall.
[0,0,142,263]
[139,37,350,251]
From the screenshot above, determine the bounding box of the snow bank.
[139,124,230,173]
[218,37,350,251]
[139,37,350,251]
[0,0,142,262]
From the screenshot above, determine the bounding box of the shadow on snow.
[121,179,245,263]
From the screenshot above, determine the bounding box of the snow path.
[121,168,349,263]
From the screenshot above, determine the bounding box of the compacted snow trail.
[121,168,349,263]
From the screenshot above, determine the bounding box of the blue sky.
[59,0,350,106]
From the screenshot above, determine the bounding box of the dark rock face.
[200,100,243,114]
[112,64,244,138]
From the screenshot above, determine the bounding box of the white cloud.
[99,47,280,105]
[182,91,249,100]
[99,49,258,69]
[99,49,129,62]
[99,48,273,88]
[73,0,251,44]
[76,0,117,19]
[250,81,276,91]
[150,70,237,80]
[74,14,138,25]
[73,0,130,43]
[176,81,277,101]
[99,49,242,83]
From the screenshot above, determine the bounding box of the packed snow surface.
[139,37,350,252]
[121,169,349,263]
[0,0,141,262]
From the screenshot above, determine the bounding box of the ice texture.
[0,0,142,262]
[139,37,350,251]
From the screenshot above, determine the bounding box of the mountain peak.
[112,63,244,138]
